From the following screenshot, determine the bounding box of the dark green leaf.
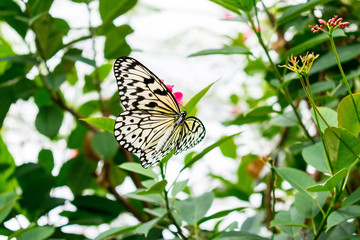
[337,93,360,137]
[307,168,348,192]
[135,217,163,237]
[91,132,118,160]
[189,46,251,57]
[0,0,28,38]
[38,149,54,174]
[104,24,133,59]
[0,191,17,223]
[35,105,64,139]
[216,231,269,240]
[94,225,138,240]
[327,205,360,231]
[80,117,115,133]
[198,207,245,224]
[343,188,360,207]
[27,0,53,16]
[138,180,167,195]
[67,123,87,149]
[17,226,55,240]
[78,100,99,118]
[99,0,137,26]
[224,106,275,126]
[270,207,306,236]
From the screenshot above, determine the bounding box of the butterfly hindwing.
[114,57,179,114]
[175,117,206,155]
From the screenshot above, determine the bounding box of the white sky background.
[1,0,282,238]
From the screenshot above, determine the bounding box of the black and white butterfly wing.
[114,57,180,114]
[175,117,206,155]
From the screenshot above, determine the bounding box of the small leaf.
[182,132,241,171]
[94,226,138,240]
[0,191,17,223]
[178,192,214,225]
[119,162,158,179]
[135,217,162,237]
[310,107,338,133]
[327,205,360,231]
[343,188,360,207]
[208,0,241,15]
[198,207,246,224]
[307,168,348,192]
[184,80,216,115]
[171,179,189,197]
[219,136,237,159]
[337,93,360,137]
[302,142,329,173]
[80,117,115,133]
[216,231,269,240]
[295,192,327,218]
[38,149,54,174]
[138,180,167,195]
[17,226,55,240]
[270,207,305,236]
[35,106,63,139]
[91,132,118,160]
[189,46,251,57]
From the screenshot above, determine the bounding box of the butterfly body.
[113,57,205,168]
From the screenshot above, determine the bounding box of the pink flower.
[161,79,183,106]
[310,15,350,33]
[224,13,233,20]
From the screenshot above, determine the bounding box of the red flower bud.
[318,19,326,25]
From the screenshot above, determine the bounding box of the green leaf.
[307,168,348,192]
[311,43,360,75]
[219,136,237,159]
[38,149,54,174]
[91,132,118,160]
[78,100,99,117]
[0,0,28,38]
[189,46,251,57]
[323,127,360,172]
[35,105,63,139]
[286,30,345,57]
[80,117,115,133]
[126,192,163,204]
[99,0,137,26]
[104,24,133,59]
[0,191,17,223]
[310,107,338,133]
[343,188,360,207]
[270,207,306,236]
[182,132,241,171]
[302,142,329,173]
[295,192,327,218]
[269,111,298,127]
[138,180,167,195]
[208,0,241,15]
[224,106,275,126]
[67,123,87,149]
[178,192,214,225]
[337,93,360,136]
[0,136,17,192]
[94,225,138,240]
[277,0,333,26]
[17,226,55,240]
[198,207,245,224]
[327,205,360,231]
[184,80,216,115]
[135,217,163,237]
[119,162,158,179]
[276,167,316,198]
[216,231,269,240]
[171,179,189,197]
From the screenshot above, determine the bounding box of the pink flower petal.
[173,92,183,106]
[166,84,174,93]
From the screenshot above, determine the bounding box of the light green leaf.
[91,132,118,160]
[302,142,329,173]
[184,80,216,115]
[208,0,241,15]
[135,217,163,237]
[307,168,348,192]
[189,46,251,57]
[182,132,241,171]
[270,207,306,236]
[126,192,163,204]
[295,192,327,218]
[343,188,360,207]
[198,207,246,224]
[327,205,360,231]
[0,191,17,223]
[178,192,214,225]
[171,179,189,197]
[17,226,55,240]
[219,136,237,159]
[94,225,138,240]
[80,117,115,133]
[310,107,338,133]
[216,231,269,240]
[323,127,360,172]
[138,180,167,195]
[119,162,158,179]
[277,0,333,26]
[337,93,360,137]
[276,167,316,198]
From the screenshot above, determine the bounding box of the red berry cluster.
[309,15,350,33]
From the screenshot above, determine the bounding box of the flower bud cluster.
[309,15,350,33]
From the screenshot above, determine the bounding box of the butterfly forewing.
[114,57,180,114]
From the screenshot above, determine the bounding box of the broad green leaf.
[269,111,298,127]
[198,207,245,224]
[310,107,337,133]
[62,53,96,67]
[182,132,241,171]
[0,0,28,38]
[94,226,138,240]
[327,205,360,231]
[34,89,51,108]
[99,0,137,26]
[209,0,241,15]
[0,191,17,223]
[302,142,329,173]
[38,149,54,174]
[323,127,360,172]
[343,188,360,207]
[184,80,216,115]
[119,162,158,179]
[80,117,115,133]
[35,105,64,139]
[67,123,87,149]
[138,180,167,195]
[91,132,118,160]
[276,167,316,197]
[224,106,275,126]
[277,0,333,26]
[189,46,251,57]
[135,217,163,237]
[27,0,53,16]
[17,226,55,240]
[78,100,99,117]
[126,192,163,204]
[286,30,345,57]
[219,135,237,159]
[45,73,66,90]
[295,192,327,218]
[270,207,306,236]
[178,192,214,225]
[311,44,360,74]
[216,231,269,240]
[337,93,360,136]
[307,168,348,192]
[171,179,189,197]
[104,24,133,59]
[0,136,17,192]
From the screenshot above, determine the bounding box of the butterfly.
[113,57,206,168]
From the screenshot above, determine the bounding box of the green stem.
[329,33,360,125]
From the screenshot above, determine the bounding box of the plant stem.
[160,164,188,240]
[329,34,360,125]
